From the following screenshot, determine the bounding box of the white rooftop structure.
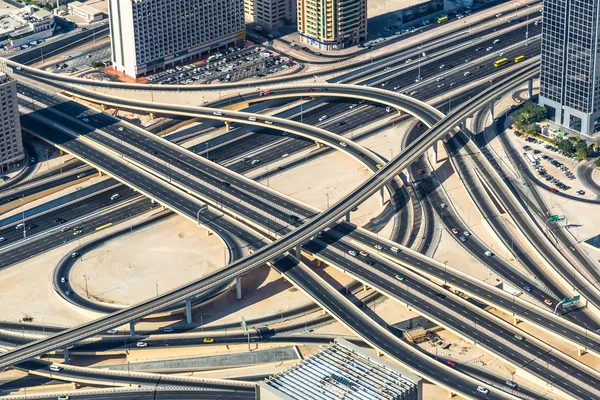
[257,338,422,400]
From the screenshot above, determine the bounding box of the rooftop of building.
[257,338,421,400]
[68,0,104,16]
[0,6,53,35]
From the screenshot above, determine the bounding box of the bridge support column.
[235,276,242,300]
[100,104,107,111]
[63,348,70,364]
[513,316,521,325]
[161,205,166,211]
[315,141,323,149]
[379,188,385,206]
[295,244,302,261]
[376,349,382,357]
[527,78,533,99]
[489,102,494,120]
[149,112,155,120]
[98,170,103,177]
[578,348,587,357]
[224,121,232,131]
[448,391,456,398]
[129,321,136,336]
[345,212,350,222]
[363,284,369,292]
[185,299,193,324]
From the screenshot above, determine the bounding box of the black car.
[27,224,37,230]
[435,292,446,299]
[288,215,300,222]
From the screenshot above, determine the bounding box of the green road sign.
[241,317,248,333]
[550,215,566,222]
[522,181,527,187]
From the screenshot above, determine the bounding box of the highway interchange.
[3,3,600,399]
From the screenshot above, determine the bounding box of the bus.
[524,153,538,165]
[437,16,448,24]
[514,55,525,63]
[493,58,509,67]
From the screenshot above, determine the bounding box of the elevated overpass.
[0,63,537,366]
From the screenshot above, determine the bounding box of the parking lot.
[513,131,588,196]
[146,46,296,85]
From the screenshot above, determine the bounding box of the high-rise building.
[0,72,24,172]
[297,0,367,50]
[108,0,246,78]
[539,0,600,135]
[244,0,296,29]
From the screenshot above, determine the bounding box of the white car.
[248,116,257,121]
[136,342,148,347]
[348,250,357,256]
[484,251,493,257]
[117,127,124,131]
[339,142,348,147]
[374,244,383,250]
[264,120,274,125]
[318,115,328,122]
[82,118,89,122]
[213,111,223,116]
[477,386,489,394]
[251,159,260,165]
[463,231,470,236]
[440,203,446,208]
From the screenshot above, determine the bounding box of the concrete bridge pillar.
[224,121,232,131]
[315,141,323,149]
[295,244,302,261]
[345,212,350,222]
[448,391,456,398]
[379,188,385,206]
[489,102,494,120]
[129,321,136,336]
[98,170,103,177]
[513,316,521,325]
[185,299,193,324]
[100,104,107,111]
[149,112,155,120]
[577,347,587,357]
[63,348,70,364]
[235,276,242,300]
[528,78,533,99]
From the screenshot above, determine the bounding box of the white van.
[50,365,62,372]
[110,194,120,201]
[15,223,24,230]
[318,115,328,122]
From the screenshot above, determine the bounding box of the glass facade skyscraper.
[539,0,600,135]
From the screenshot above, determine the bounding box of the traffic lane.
[343,222,600,351]
[0,166,96,205]
[306,241,600,399]
[21,117,260,252]
[20,88,311,224]
[0,194,152,270]
[4,391,253,400]
[24,86,401,229]
[16,360,254,392]
[445,135,569,299]
[382,23,542,91]
[0,182,136,245]
[20,101,296,235]
[470,128,600,315]
[273,256,508,400]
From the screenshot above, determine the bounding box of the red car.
[417,122,423,128]
[446,360,457,367]
[451,228,459,234]
[305,88,314,92]
[259,90,271,96]
[417,168,425,174]
[549,187,558,193]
